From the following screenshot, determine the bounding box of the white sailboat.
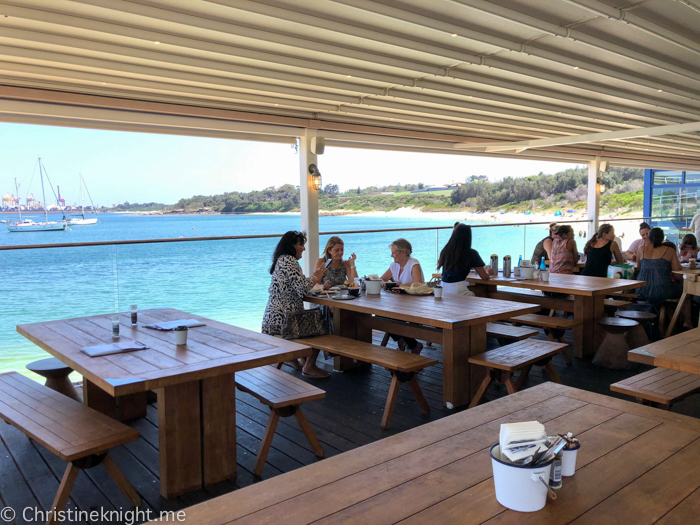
[7,161,66,232]
[66,174,98,226]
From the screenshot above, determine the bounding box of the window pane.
[681,187,700,218]
[652,170,682,185]
[685,172,700,184]
[652,187,680,217]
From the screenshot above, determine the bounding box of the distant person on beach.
[381,238,424,354]
[437,224,489,296]
[531,223,559,266]
[545,225,578,274]
[581,224,623,277]
[625,222,651,262]
[315,236,357,286]
[262,231,329,378]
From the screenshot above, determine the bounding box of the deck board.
[1,328,700,523]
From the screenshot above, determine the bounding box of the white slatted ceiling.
[0,0,698,166]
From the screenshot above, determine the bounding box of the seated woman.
[531,223,559,266]
[581,224,623,277]
[437,223,489,296]
[635,228,691,328]
[679,234,699,262]
[314,236,358,287]
[380,238,424,354]
[544,225,578,274]
[261,231,329,378]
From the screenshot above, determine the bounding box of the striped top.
[549,238,575,274]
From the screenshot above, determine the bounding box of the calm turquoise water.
[1,212,548,374]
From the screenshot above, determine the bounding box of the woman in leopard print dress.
[262,231,329,378]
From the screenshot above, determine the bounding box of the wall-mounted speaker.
[311,136,325,155]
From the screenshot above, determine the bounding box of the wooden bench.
[468,339,568,408]
[610,368,700,410]
[235,366,326,476]
[295,335,438,429]
[0,372,141,525]
[486,323,539,345]
[509,313,582,364]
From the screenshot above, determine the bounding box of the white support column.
[299,129,319,276]
[587,157,602,239]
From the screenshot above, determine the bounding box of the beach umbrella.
[554,210,563,216]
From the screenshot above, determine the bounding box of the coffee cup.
[175,326,188,346]
[540,270,549,282]
[434,286,443,298]
[348,288,360,297]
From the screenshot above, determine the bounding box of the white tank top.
[390,257,424,284]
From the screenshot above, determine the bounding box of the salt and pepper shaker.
[130,304,138,326]
[549,448,564,489]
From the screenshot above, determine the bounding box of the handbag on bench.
[281,306,333,340]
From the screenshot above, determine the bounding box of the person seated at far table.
[437,224,490,296]
[625,222,651,262]
[679,234,699,262]
[531,223,559,266]
[314,236,358,287]
[635,228,692,329]
[380,238,424,354]
[581,224,623,277]
[261,231,330,378]
[544,225,578,274]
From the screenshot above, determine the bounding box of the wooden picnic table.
[467,273,645,359]
[306,291,539,408]
[163,382,700,525]
[17,308,312,499]
[629,326,700,375]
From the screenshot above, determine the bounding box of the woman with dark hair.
[581,224,624,277]
[437,224,490,295]
[679,234,699,262]
[262,231,329,377]
[531,223,559,266]
[544,225,578,274]
[635,229,689,326]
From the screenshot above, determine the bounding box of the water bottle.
[517,255,522,267]
[540,257,547,271]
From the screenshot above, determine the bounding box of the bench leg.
[294,408,324,458]
[543,361,562,384]
[503,372,517,395]
[380,332,390,347]
[102,455,142,507]
[561,346,572,365]
[468,370,492,409]
[407,376,430,415]
[255,410,280,476]
[381,374,401,429]
[48,463,80,525]
[665,292,687,338]
[514,365,533,390]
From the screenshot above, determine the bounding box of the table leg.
[574,296,604,359]
[83,379,147,421]
[442,325,476,409]
[202,373,237,486]
[158,381,202,498]
[333,309,371,371]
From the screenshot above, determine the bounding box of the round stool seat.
[594,318,638,370]
[26,357,82,402]
[616,311,657,323]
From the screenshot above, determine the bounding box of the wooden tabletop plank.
[17,309,313,397]
[655,487,700,525]
[629,328,700,375]
[467,272,645,296]
[306,292,540,329]
[163,383,700,525]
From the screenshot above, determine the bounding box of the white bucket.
[365,280,382,295]
[490,444,553,512]
[520,267,536,280]
[562,443,580,476]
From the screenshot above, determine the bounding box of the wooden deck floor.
[1,329,699,524]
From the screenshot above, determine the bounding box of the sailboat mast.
[80,174,85,219]
[39,158,48,223]
[15,177,21,222]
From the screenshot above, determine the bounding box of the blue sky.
[0,122,578,206]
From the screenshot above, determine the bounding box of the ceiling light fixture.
[451,33,457,37]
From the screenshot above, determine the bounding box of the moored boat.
[66,173,98,226]
[6,160,67,233]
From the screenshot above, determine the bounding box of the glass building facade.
[644,169,700,221]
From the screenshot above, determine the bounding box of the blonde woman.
[314,236,357,287]
[380,238,424,354]
[380,238,424,284]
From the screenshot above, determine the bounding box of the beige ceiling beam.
[454,121,700,152]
